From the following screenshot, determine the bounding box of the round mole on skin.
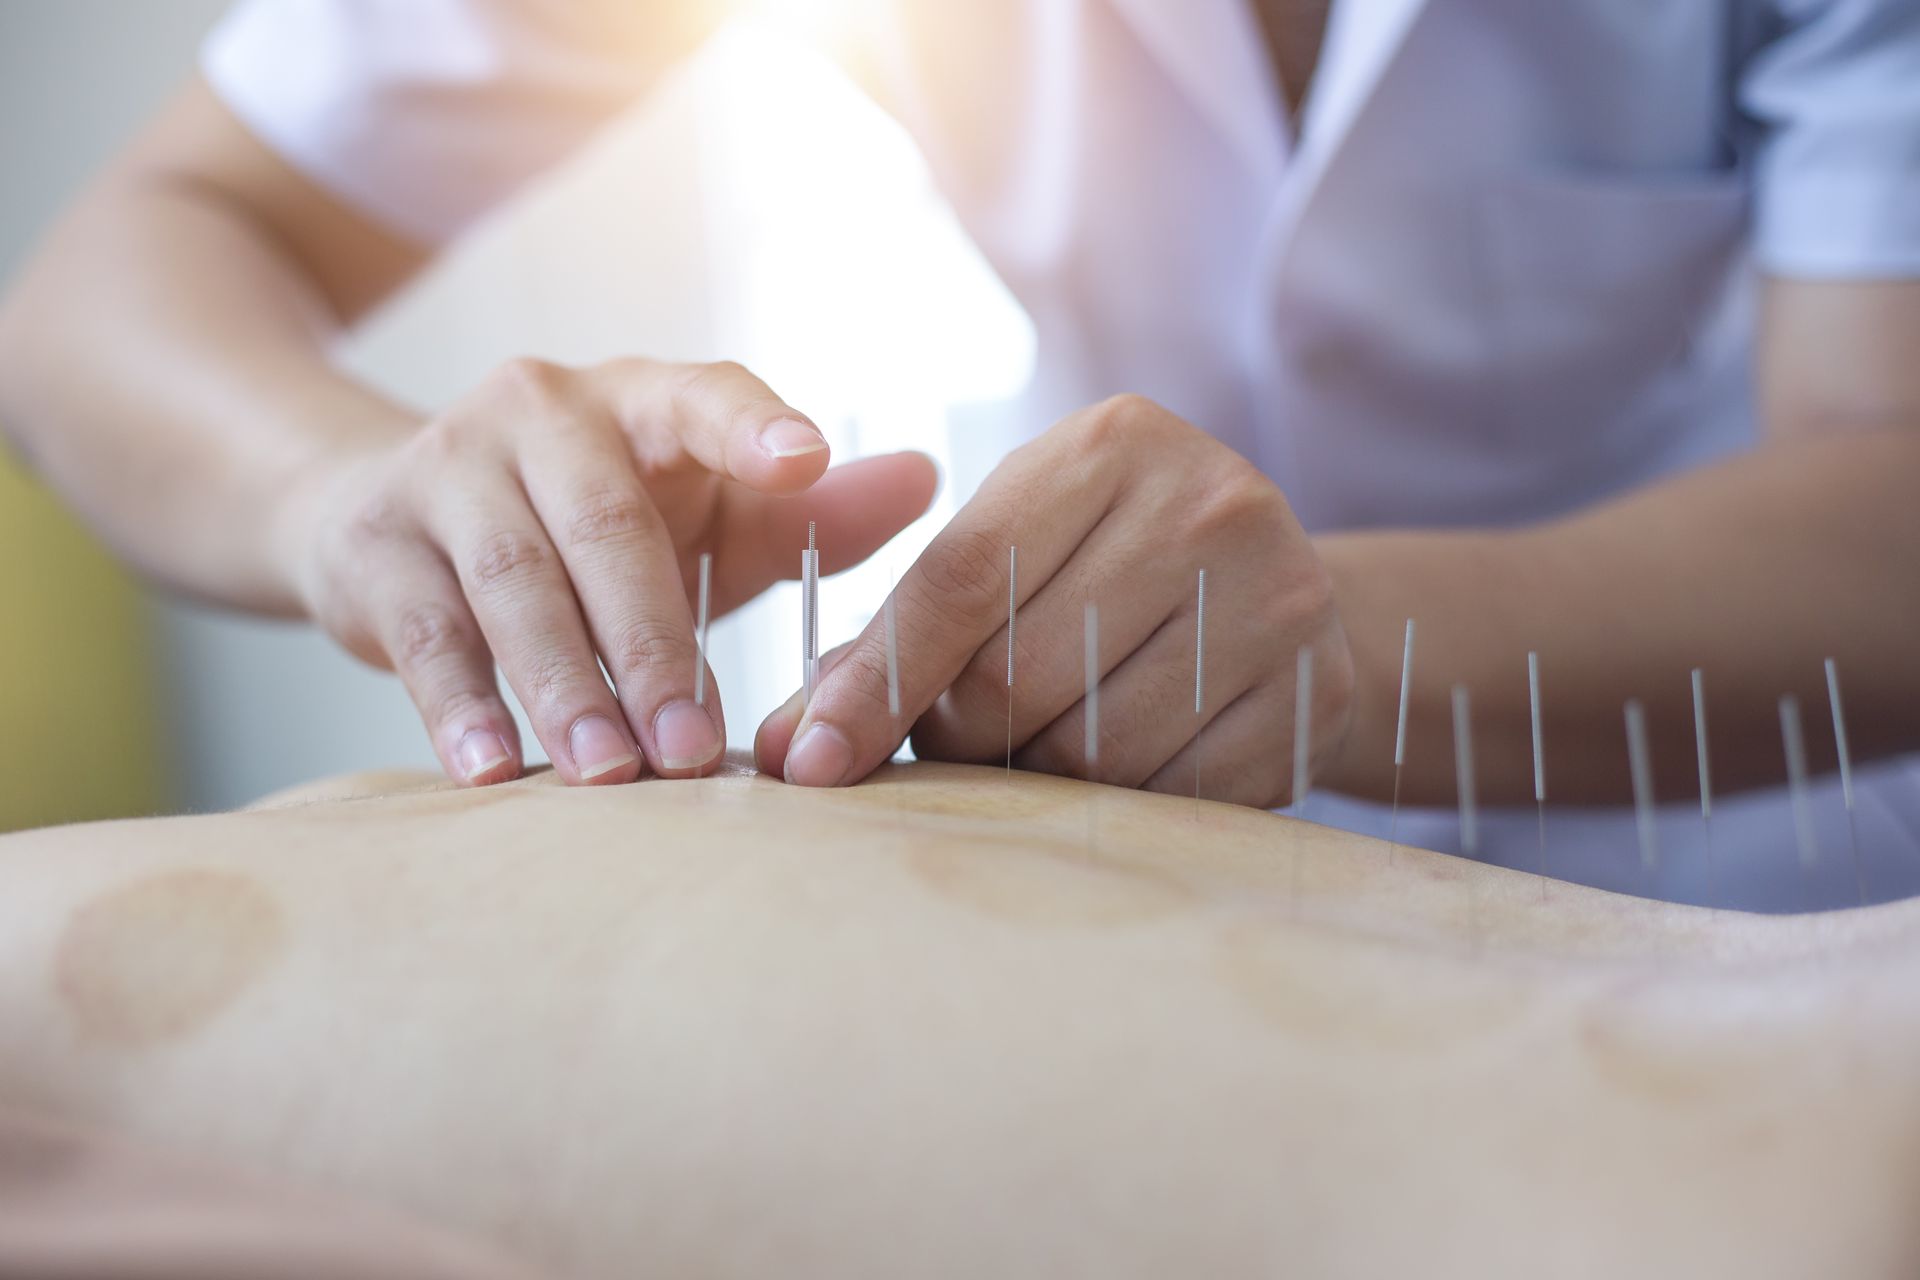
[55,870,284,1049]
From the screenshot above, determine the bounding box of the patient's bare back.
[2,760,1917,1278]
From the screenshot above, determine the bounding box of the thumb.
[712,451,941,614]
[754,641,864,777]
[593,357,832,496]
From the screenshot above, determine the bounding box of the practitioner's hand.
[284,357,937,787]
[754,395,1353,806]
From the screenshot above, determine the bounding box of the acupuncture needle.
[1194,568,1207,815]
[884,573,904,838]
[808,524,818,694]
[1527,651,1546,892]
[1780,694,1818,870]
[1825,658,1864,903]
[694,552,712,708]
[1388,620,1416,857]
[1084,602,1100,775]
[1085,602,1100,856]
[1452,683,1477,857]
[1625,698,1658,872]
[801,522,819,706]
[1292,645,1314,816]
[884,570,900,722]
[799,543,812,706]
[1006,546,1018,782]
[1452,683,1479,952]
[1691,668,1714,899]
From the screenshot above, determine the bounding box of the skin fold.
[1,760,1917,1278]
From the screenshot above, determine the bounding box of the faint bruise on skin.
[55,869,283,1048]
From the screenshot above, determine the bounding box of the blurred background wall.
[0,0,1029,824]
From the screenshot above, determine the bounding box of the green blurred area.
[0,1,218,831]
[0,452,171,831]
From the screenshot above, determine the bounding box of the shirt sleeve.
[1739,0,1920,278]
[201,0,699,245]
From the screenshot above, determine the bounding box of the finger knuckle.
[487,356,569,406]
[590,354,654,381]
[423,685,493,733]
[406,416,468,469]
[1286,558,1338,622]
[520,650,584,714]
[562,488,652,549]
[606,618,693,679]
[914,525,1008,624]
[1077,392,1160,450]
[827,641,900,721]
[342,488,410,548]
[468,530,552,594]
[1187,477,1269,539]
[313,515,398,623]
[392,601,469,669]
[1099,391,1158,421]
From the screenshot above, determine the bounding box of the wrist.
[266,433,405,621]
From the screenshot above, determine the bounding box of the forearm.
[0,93,420,613]
[0,170,411,613]
[1320,427,1920,806]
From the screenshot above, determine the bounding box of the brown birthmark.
[55,869,284,1048]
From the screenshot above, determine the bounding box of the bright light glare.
[696,17,1036,743]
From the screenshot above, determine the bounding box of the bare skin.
[1,762,1918,1278]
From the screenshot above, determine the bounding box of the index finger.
[590,358,831,496]
[769,431,1121,788]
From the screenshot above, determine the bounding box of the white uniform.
[204,0,1920,910]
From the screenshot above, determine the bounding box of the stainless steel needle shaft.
[1194,569,1207,812]
[1006,545,1017,781]
[1292,645,1314,814]
[1389,620,1415,850]
[1826,658,1863,903]
[1691,668,1713,894]
[694,552,712,707]
[1527,651,1545,885]
[1780,694,1818,869]
[1452,683,1477,857]
[1625,699,1657,871]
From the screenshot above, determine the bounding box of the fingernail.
[457,729,512,781]
[760,417,828,459]
[786,722,854,787]
[654,699,722,771]
[570,715,638,781]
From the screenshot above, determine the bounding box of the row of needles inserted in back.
[685,533,1867,905]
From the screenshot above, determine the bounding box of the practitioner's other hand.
[755,394,1352,807]
[283,357,937,786]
